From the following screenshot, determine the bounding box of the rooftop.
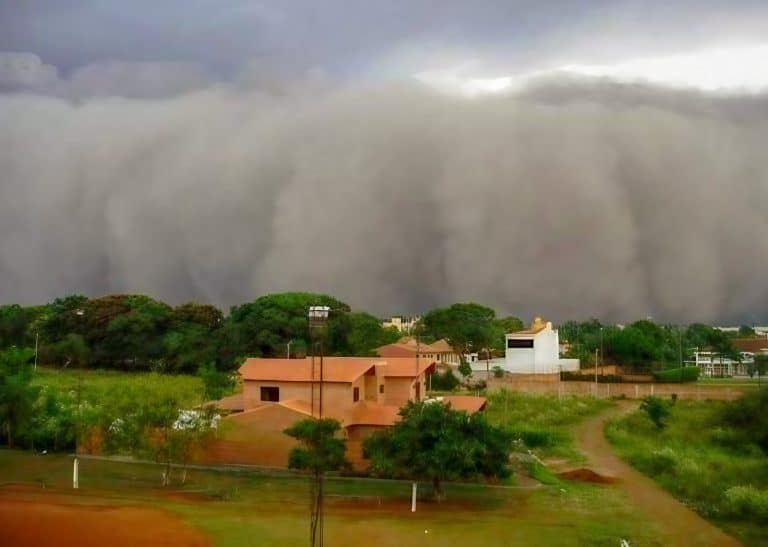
[509,316,550,336]
[239,357,377,383]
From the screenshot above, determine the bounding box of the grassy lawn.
[32,367,205,407]
[485,389,613,464]
[0,449,663,546]
[606,400,768,546]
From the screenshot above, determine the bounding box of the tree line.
[0,292,404,373]
[2,292,762,375]
[558,319,754,372]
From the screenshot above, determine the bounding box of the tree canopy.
[0,348,39,448]
[421,303,497,358]
[363,401,513,498]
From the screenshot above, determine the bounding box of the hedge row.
[652,366,700,383]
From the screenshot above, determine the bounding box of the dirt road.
[574,404,741,547]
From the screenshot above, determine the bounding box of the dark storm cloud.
[1,74,767,323]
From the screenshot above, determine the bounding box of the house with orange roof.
[375,337,462,368]
[202,356,485,470]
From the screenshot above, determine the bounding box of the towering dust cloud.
[1,79,767,323]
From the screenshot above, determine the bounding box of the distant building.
[381,315,421,333]
[375,337,462,368]
[503,317,579,374]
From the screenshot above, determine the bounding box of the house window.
[379,384,384,394]
[507,339,534,349]
[353,387,360,402]
[260,386,279,402]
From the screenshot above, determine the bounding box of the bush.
[652,366,700,383]
[492,366,504,378]
[640,396,671,429]
[720,389,768,454]
[724,485,768,521]
[429,370,460,391]
[511,428,565,449]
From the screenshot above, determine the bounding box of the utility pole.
[594,348,599,385]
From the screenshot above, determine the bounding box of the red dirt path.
[0,486,210,547]
[574,403,741,547]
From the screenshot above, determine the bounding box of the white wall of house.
[504,321,578,374]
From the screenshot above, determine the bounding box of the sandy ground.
[0,485,210,547]
[574,403,742,547]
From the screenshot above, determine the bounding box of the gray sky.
[1,1,768,323]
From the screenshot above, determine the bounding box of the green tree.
[422,303,496,365]
[198,362,234,401]
[364,401,513,500]
[284,418,349,547]
[489,316,523,353]
[103,391,216,486]
[346,312,400,356]
[0,304,38,349]
[220,293,351,364]
[738,325,756,337]
[53,333,90,369]
[0,348,39,448]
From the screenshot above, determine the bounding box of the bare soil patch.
[0,486,210,547]
[557,468,618,484]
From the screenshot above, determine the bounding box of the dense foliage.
[0,348,39,448]
[0,292,400,373]
[560,319,742,371]
[363,401,513,498]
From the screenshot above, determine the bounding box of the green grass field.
[485,389,613,464]
[606,400,768,546]
[0,449,663,547]
[32,367,206,407]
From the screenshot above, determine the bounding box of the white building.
[381,315,421,333]
[503,317,579,374]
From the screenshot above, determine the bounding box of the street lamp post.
[307,305,330,547]
[308,306,330,419]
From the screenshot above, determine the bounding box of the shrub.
[720,389,768,454]
[429,370,460,391]
[511,428,564,449]
[724,485,768,521]
[492,366,504,378]
[652,366,700,383]
[640,396,671,429]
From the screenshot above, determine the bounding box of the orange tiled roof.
[375,358,435,377]
[239,357,376,383]
[345,402,401,426]
[377,337,455,355]
[428,339,455,353]
[732,338,768,353]
[208,393,245,412]
[277,399,313,416]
